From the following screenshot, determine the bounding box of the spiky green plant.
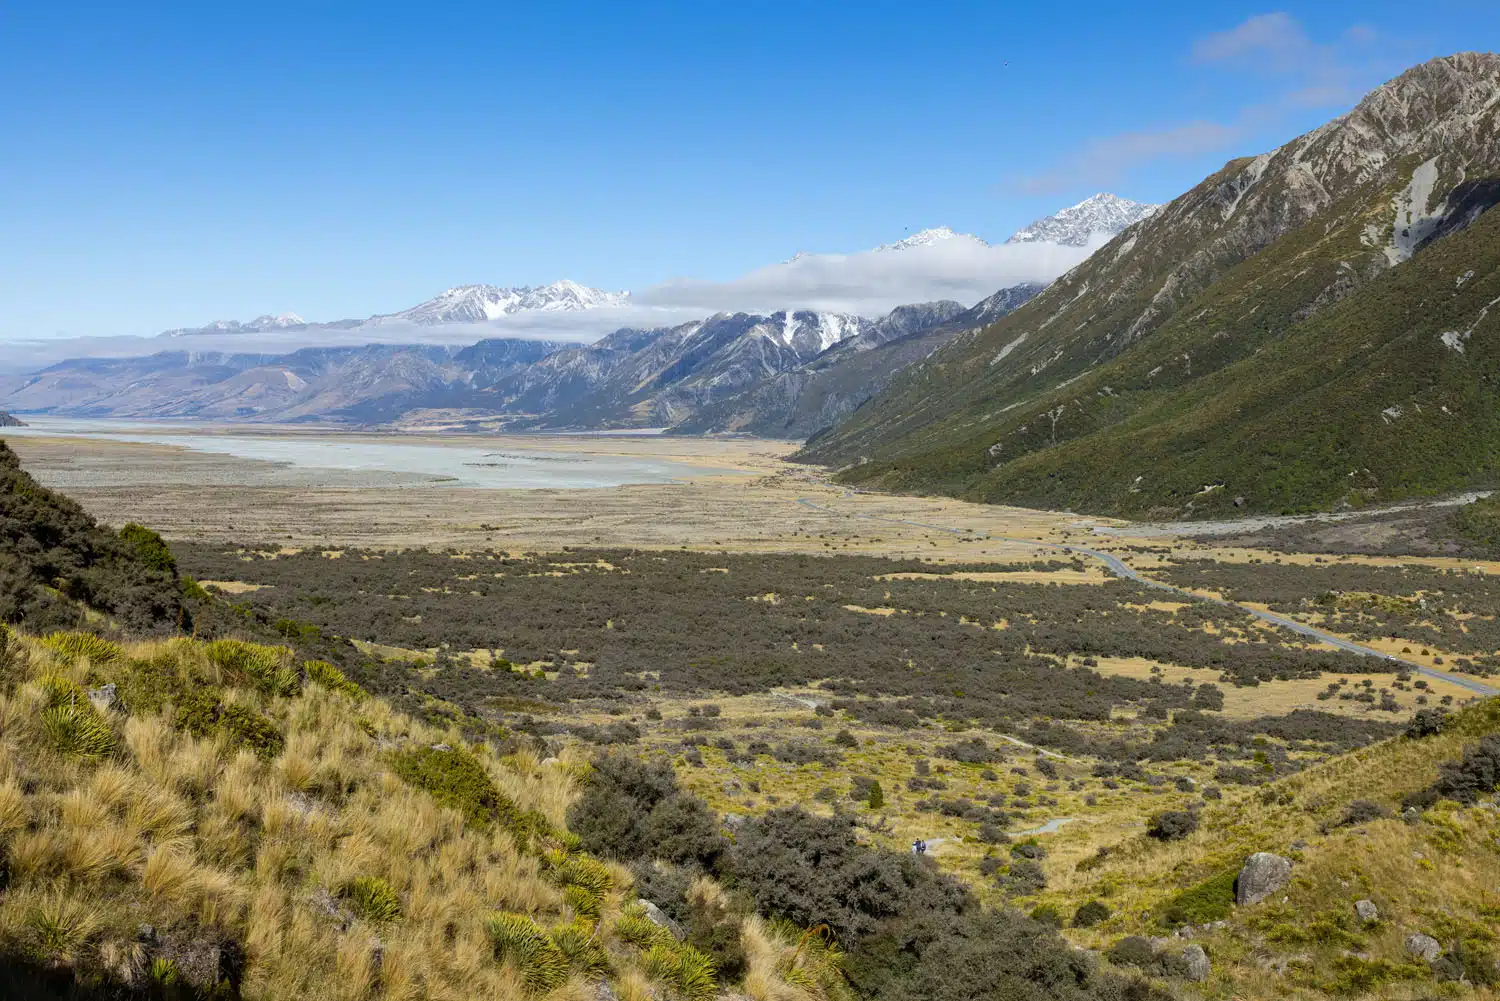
[38,676,116,759]
[614,906,670,948]
[42,631,123,665]
[305,659,366,699]
[345,876,401,923]
[550,919,610,976]
[149,957,181,986]
[774,921,853,1001]
[28,892,101,965]
[486,913,568,995]
[554,853,614,898]
[564,884,602,922]
[203,639,300,697]
[642,943,717,1001]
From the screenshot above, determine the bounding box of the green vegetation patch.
[173,687,285,759]
[388,744,531,836]
[1158,866,1238,927]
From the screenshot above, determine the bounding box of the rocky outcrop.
[1406,933,1442,962]
[1181,943,1211,982]
[637,898,684,941]
[0,411,24,427]
[1235,853,1293,906]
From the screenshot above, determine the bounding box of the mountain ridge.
[800,52,1500,518]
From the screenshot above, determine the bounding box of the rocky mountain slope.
[0,412,24,427]
[1,342,559,423]
[456,308,898,431]
[803,53,1500,517]
[674,289,1043,438]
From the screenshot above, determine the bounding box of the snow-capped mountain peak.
[379,280,630,325]
[1005,193,1159,247]
[874,226,992,252]
[162,312,308,337]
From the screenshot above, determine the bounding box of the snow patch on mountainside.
[1006,193,1160,248]
[379,280,630,325]
[874,227,992,252]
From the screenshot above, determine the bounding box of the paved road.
[796,495,1499,698]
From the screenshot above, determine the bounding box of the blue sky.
[1,0,1496,340]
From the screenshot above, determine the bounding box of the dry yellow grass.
[0,627,760,1000]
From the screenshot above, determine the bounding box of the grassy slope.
[1048,697,1500,998]
[0,627,825,1001]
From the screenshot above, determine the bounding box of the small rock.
[637,899,684,941]
[1355,899,1379,923]
[1401,806,1421,824]
[723,812,746,829]
[430,743,452,752]
[1406,933,1441,962]
[1288,839,1307,852]
[593,980,619,1001]
[1182,944,1211,982]
[87,683,120,713]
[1236,852,1293,906]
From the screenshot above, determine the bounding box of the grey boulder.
[1406,933,1441,962]
[1182,943,1211,982]
[1235,853,1292,906]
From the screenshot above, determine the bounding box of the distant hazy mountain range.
[802,52,1500,517]
[0,195,1154,435]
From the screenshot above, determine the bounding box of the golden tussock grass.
[0,627,713,1000]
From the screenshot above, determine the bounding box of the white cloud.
[1020,121,1245,195]
[1191,12,1310,70]
[635,237,1092,315]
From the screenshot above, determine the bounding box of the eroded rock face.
[1235,853,1292,906]
[1406,933,1442,962]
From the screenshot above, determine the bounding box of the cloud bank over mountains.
[0,197,1136,373]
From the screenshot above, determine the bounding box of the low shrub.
[174,688,285,759]
[389,745,525,833]
[1404,708,1450,739]
[1405,735,1500,808]
[1146,810,1198,841]
[1073,900,1111,928]
[1336,799,1391,827]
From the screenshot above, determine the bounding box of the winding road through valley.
[796,494,1499,698]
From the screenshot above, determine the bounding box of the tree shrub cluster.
[568,752,1155,1001]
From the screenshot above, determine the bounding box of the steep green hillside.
[0,439,186,632]
[801,54,1500,518]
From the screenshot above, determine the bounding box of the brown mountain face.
[802,53,1500,518]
